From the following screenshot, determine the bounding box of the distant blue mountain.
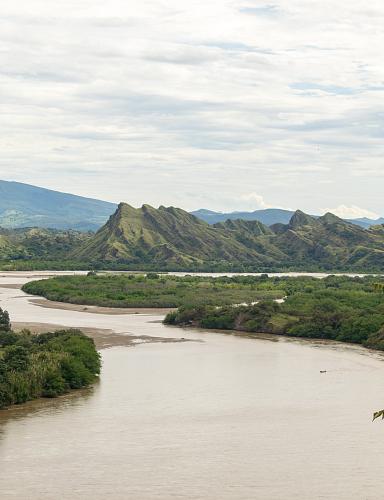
[352,217,384,228]
[191,208,382,229]
[191,208,295,226]
[1,180,381,232]
[0,180,117,231]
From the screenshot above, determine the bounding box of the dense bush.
[0,312,101,409]
[23,273,384,312]
[164,276,384,350]
[22,274,289,308]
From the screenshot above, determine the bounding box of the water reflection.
[0,384,97,431]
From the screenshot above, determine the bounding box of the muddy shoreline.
[1,282,174,315]
[13,321,190,350]
[28,298,174,316]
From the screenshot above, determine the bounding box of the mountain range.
[191,208,384,229]
[0,180,382,231]
[0,181,383,271]
[71,203,384,271]
[0,202,383,271]
[0,180,117,231]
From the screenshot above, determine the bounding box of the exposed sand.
[29,298,174,316]
[12,321,190,350]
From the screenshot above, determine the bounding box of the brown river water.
[1,272,384,499]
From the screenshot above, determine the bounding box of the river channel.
[1,272,384,499]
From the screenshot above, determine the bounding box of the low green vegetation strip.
[22,273,288,308]
[22,273,384,350]
[0,309,101,409]
[164,275,384,350]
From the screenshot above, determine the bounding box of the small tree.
[0,308,11,332]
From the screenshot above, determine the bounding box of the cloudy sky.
[1,1,383,218]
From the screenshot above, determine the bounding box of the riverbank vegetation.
[2,259,373,273]
[23,274,384,315]
[11,273,384,354]
[23,274,384,350]
[164,275,384,350]
[0,308,101,409]
[22,273,290,308]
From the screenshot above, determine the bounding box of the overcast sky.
[1,1,383,218]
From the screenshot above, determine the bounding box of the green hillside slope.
[1,201,383,271]
[271,211,384,269]
[71,204,384,271]
[72,203,273,267]
[0,228,92,261]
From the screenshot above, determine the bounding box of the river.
[1,272,384,499]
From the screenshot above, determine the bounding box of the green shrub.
[60,357,93,389]
[42,369,67,398]
[164,311,178,324]
[0,310,101,410]
[0,331,19,347]
[4,345,30,371]
[164,276,384,350]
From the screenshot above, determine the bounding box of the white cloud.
[0,1,382,215]
[241,193,271,208]
[239,193,278,210]
[321,205,380,220]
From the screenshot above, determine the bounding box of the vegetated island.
[0,308,101,409]
[165,275,384,350]
[23,273,384,351]
[22,273,287,308]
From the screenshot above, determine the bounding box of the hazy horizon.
[1,178,383,220]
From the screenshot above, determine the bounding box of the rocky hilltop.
[71,203,384,271]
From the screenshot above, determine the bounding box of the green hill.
[0,227,91,261]
[1,201,383,271]
[270,210,384,269]
[72,203,270,267]
[71,204,384,271]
